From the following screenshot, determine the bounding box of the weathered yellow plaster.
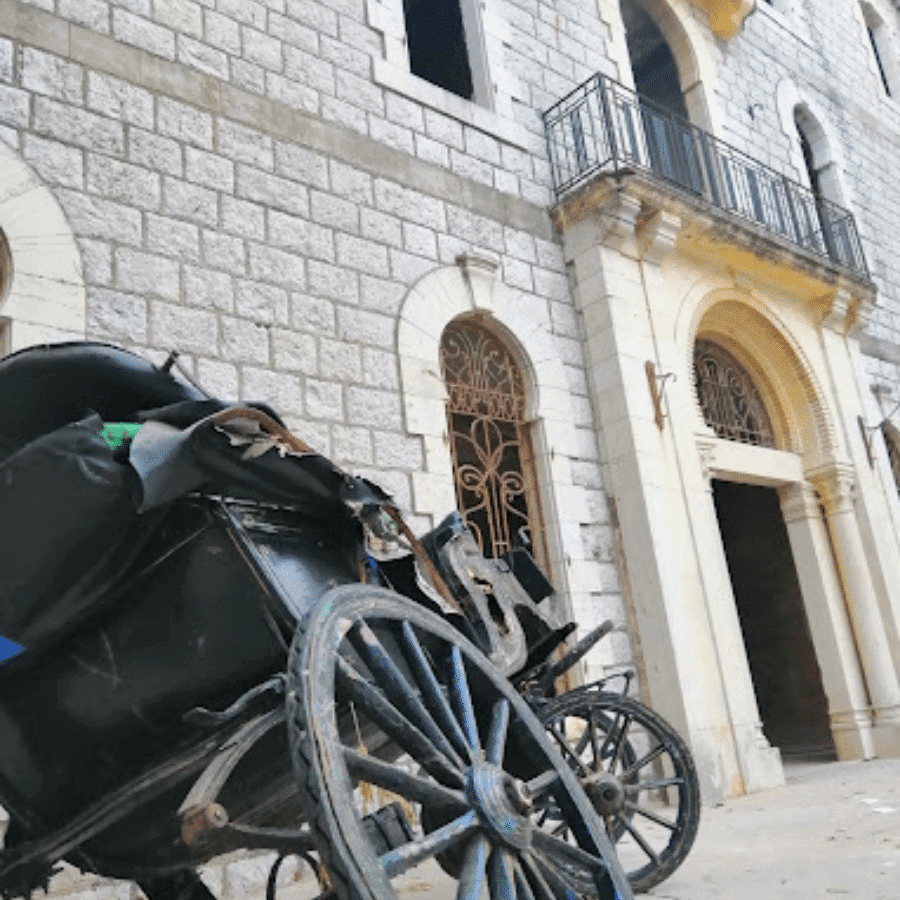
[686,0,756,39]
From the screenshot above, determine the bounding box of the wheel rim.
[537,691,700,893]
[288,586,633,900]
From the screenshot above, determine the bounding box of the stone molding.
[0,143,85,350]
[396,259,590,610]
[829,706,875,733]
[0,0,551,241]
[779,481,822,524]
[808,462,857,516]
[551,173,874,302]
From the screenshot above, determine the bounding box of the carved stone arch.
[775,79,858,217]
[855,0,900,97]
[397,255,588,610]
[0,144,85,352]
[680,286,838,461]
[604,0,722,133]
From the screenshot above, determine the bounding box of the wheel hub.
[466,765,533,850]
[583,772,626,816]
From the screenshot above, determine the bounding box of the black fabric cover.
[0,414,144,648]
[0,342,206,463]
[0,342,392,652]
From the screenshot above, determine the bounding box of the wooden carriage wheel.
[287,585,633,900]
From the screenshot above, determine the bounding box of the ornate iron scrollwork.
[693,339,775,447]
[440,321,543,560]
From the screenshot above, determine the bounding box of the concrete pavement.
[643,758,900,899]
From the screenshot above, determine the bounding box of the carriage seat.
[0,342,207,463]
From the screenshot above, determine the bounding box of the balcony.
[543,74,869,280]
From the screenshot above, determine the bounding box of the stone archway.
[397,253,605,669]
[0,143,85,351]
[686,293,893,763]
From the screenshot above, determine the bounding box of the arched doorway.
[440,317,548,565]
[695,338,836,759]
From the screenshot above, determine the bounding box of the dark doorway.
[713,480,836,760]
[620,0,688,119]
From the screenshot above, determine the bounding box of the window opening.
[862,3,896,96]
[403,0,474,100]
[620,0,690,120]
[869,24,892,93]
[440,319,547,563]
[794,111,845,262]
[619,1,704,195]
[694,339,776,447]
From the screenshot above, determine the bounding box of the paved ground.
[642,758,900,900]
[387,757,900,900]
[16,757,900,900]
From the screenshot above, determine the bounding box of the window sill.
[373,58,535,151]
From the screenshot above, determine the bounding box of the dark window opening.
[403,0,474,100]
[796,125,822,197]
[620,0,690,121]
[868,25,892,95]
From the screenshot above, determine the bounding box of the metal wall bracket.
[646,361,676,431]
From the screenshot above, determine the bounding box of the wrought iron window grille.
[440,321,546,562]
[693,340,776,448]
[543,74,869,280]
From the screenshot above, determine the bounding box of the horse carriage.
[0,343,699,900]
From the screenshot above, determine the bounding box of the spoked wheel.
[536,691,700,894]
[287,585,633,900]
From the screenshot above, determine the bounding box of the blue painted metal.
[0,634,22,664]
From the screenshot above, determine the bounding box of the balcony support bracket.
[637,207,681,265]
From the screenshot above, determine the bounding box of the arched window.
[621,0,689,120]
[861,2,899,96]
[694,339,775,448]
[792,107,860,269]
[619,0,705,194]
[440,318,546,561]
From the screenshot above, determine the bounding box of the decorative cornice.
[552,172,875,309]
[686,0,756,39]
[695,435,717,481]
[807,461,857,516]
[779,482,822,524]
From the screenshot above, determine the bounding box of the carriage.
[0,343,698,900]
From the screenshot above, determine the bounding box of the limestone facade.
[1,4,900,892]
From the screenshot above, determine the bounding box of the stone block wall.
[4,0,900,890]
[0,3,630,891]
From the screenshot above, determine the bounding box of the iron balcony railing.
[543,74,869,279]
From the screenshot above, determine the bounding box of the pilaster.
[779,481,876,760]
[562,194,749,802]
[808,463,900,755]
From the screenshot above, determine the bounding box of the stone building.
[2,0,900,851]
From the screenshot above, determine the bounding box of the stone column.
[809,463,900,755]
[779,481,875,759]
[561,192,745,802]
